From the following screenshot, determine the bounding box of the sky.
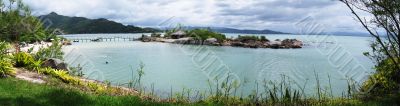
[22,0,371,34]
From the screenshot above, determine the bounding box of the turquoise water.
[62,34,374,97]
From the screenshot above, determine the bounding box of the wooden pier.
[68,36,140,42]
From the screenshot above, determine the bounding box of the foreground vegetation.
[1,72,399,106]
[341,0,400,97]
[0,0,399,105]
[0,77,167,106]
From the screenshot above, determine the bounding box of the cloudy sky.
[23,0,370,34]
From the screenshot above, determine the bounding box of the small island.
[140,29,303,49]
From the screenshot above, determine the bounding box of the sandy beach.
[20,42,53,53]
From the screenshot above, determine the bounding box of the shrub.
[0,60,15,77]
[39,67,54,75]
[40,66,106,94]
[28,60,43,73]
[188,29,226,44]
[39,67,82,85]
[69,64,84,77]
[13,52,35,67]
[0,42,10,59]
[361,58,400,95]
[0,42,15,77]
[260,36,269,42]
[34,40,64,60]
[236,35,260,42]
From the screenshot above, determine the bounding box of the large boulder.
[269,41,282,49]
[204,38,217,44]
[62,40,72,45]
[42,58,69,71]
[170,30,186,39]
[173,37,193,44]
[292,40,303,48]
[231,41,245,47]
[140,35,152,42]
[281,39,303,48]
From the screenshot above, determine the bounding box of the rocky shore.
[140,35,303,49]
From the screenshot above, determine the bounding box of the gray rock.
[204,38,219,45]
[170,30,186,39]
[42,58,69,71]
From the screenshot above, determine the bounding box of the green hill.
[39,12,158,34]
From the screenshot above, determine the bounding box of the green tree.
[189,29,226,45]
[0,0,53,52]
[189,29,209,44]
[260,36,269,42]
[341,0,400,95]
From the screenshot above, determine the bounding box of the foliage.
[361,58,400,95]
[37,67,112,94]
[1,75,399,106]
[0,42,14,77]
[188,29,226,44]
[136,62,145,87]
[260,36,269,42]
[0,42,10,58]
[13,52,35,67]
[34,40,64,60]
[128,62,146,90]
[69,64,84,77]
[167,74,398,105]
[236,35,270,42]
[0,60,14,77]
[28,59,43,73]
[12,52,44,73]
[236,35,260,42]
[341,0,400,96]
[52,69,81,85]
[163,26,226,43]
[37,67,79,85]
[0,0,56,44]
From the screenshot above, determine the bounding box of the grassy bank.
[0,77,169,106]
[1,76,399,106]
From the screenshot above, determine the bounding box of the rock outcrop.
[204,38,219,45]
[42,58,69,71]
[139,36,303,49]
[281,39,303,48]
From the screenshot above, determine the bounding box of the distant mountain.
[39,12,158,34]
[175,26,288,34]
[211,27,288,34]
[328,31,370,37]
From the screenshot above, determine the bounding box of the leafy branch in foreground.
[341,0,400,96]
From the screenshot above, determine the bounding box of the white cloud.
[22,0,371,33]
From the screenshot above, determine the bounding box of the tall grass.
[117,67,366,105]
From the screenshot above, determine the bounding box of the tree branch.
[341,0,400,70]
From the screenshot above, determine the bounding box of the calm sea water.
[62,33,374,97]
